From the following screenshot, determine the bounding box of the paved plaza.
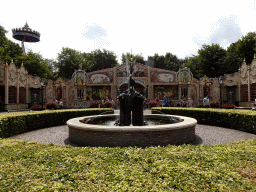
[9,109,256,146]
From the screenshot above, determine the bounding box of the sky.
[1,0,256,63]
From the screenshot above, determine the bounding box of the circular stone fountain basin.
[67,114,197,147]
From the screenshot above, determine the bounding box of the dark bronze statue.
[117,62,144,126]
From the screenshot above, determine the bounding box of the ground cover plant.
[0,139,255,191]
[0,108,255,191]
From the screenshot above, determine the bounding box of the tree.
[152,53,165,69]
[151,52,182,71]
[56,47,86,80]
[235,32,256,64]
[121,52,145,64]
[88,49,118,72]
[0,25,23,63]
[15,51,55,79]
[197,44,227,78]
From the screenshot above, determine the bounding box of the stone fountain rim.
[67,114,197,132]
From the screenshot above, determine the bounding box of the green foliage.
[56,48,118,80]
[0,138,255,191]
[0,25,55,79]
[0,25,23,63]
[152,52,183,71]
[197,44,227,78]
[88,49,118,72]
[0,108,114,138]
[152,107,256,134]
[234,32,256,64]
[121,52,145,65]
[56,47,86,80]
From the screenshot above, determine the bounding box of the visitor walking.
[163,96,168,107]
[155,96,159,106]
[203,95,210,108]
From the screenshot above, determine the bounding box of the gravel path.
[8,109,256,146]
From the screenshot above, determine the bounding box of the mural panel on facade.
[151,71,176,83]
[154,85,178,100]
[86,86,111,100]
[88,71,112,84]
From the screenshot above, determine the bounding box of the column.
[83,85,86,101]
[4,63,8,106]
[238,69,241,103]
[17,69,19,107]
[178,83,181,99]
[26,72,29,104]
[248,65,251,104]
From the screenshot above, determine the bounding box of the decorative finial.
[254,53,256,59]
[21,61,23,66]
[11,59,13,63]
[6,61,8,66]
[243,58,246,63]
[24,21,29,28]
[79,64,82,70]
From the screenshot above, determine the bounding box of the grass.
[0,138,255,191]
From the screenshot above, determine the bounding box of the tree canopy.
[1,24,256,80]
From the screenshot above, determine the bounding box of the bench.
[8,109,31,113]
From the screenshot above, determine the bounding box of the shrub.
[90,103,101,108]
[30,105,45,111]
[0,108,114,138]
[104,100,112,108]
[148,100,157,108]
[45,102,57,110]
[210,101,220,108]
[151,107,256,134]
[222,104,237,109]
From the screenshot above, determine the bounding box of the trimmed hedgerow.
[152,107,256,134]
[0,108,114,138]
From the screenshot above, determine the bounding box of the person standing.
[59,99,63,109]
[155,96,159,106]
[203,95,210,108]
[163,96,168,107]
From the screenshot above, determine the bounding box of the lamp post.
[219,76,224,108]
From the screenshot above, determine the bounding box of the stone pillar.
[238,69,241,102]
[26,72,29,104]
[17,69,19,106]
[4,63,8,106]
[111,85,116,101]
[187,82,191,99]
[178,83,181,99]
[148,85,153,100]
[75,86,78,101]
[248,65,251,103]
[83,85,86,101]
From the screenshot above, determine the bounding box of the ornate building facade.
[1,56,256,110]
[0,61,41,110]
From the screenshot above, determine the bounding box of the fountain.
[67,60,197,147]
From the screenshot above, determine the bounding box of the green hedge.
[0,108,114,138]
[152,107,256,134]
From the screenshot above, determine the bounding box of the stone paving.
[8,109,256,146]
